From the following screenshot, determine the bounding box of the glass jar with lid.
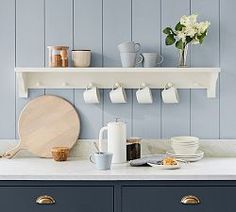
[126,137,141,161]
[48,46,69,67]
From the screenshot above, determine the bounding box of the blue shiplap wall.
[0,0,234,139]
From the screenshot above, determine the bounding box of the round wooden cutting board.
[4,95,80,158]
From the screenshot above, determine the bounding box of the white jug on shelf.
[98,119,127,164]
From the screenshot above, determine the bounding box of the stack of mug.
[118,41,143,67]
[118,41,164,67]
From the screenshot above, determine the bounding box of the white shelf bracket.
[207,72,219,98]
[17,72,28,98]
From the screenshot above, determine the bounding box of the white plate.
[147,162,181,170]
[171,136,199,142]
[172,143,199,146]
[166,150,204,162]
[167,150,204,157]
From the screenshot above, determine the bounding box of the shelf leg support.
[17,73,28,98]
[207,73,219,98]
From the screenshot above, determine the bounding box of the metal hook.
[86,83,94,90]
[140,82,147,88]
[112,82,121,89]
[164,82,174,90]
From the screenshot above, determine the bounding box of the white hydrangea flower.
[176,30,187,42]
[185,26,198,38]
[197,21,210,34]
[180,14,198,28]
[180,15,189,26]
[163,13,209,48]
[189,14,198,24]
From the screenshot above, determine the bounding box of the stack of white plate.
[166,150,204,162]
[171,136,199,154]
[167,136,204,162]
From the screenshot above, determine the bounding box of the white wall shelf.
[15,67,220,98]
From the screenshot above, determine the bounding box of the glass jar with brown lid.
[126,137,141,161]
[48,46,69,67]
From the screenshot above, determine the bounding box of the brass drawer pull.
[181,195,200,205]
[36,195,55,205]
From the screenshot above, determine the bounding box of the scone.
[163,157,177,165]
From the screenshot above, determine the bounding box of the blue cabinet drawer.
[122,186,235,212]
[0,186,113,212]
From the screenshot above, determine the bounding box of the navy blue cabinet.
[0,184,113,212]
[122,186,234,212]
[0,181,235,212]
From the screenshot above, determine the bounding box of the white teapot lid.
[108,118,125,125]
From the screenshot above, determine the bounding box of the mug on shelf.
[142,53,164,67]
[161,83,179,104]
[136,83,153,104]
[109,83,127,104]
[120,53,143,67]
[118,41,141,53]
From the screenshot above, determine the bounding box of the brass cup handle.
[36,195,56,205]
[181,195,200,205]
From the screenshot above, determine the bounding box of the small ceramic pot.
[72,50,91,67]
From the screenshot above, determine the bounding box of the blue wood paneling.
[190,0,220,138]
[103,0,132,137]
[15,0,45,138]
[1,0,234,139]
[161,0,191,138]
[103,0,131,67]
[74,90,103,139]
[220,0,236,138]
[74,0,103,68]
[45,0,74,103]
[74,0,103,139]
[0,0,15,138]
[132,0,161,138]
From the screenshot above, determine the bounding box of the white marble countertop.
[0,157,236,180]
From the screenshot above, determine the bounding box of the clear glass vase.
[178,45,188,67]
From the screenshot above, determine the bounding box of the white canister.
[72,50,91,67]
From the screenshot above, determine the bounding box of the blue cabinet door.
[122,186,235,212]
[0,186,113,212]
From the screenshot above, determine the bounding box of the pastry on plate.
[162,157,177,166]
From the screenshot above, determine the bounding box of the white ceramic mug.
[136,86,153,104]
[72,50,91,67]
[120,53,143,67]
[161,84,179,104]
[118,41,141,53]
[142,53,164,67]
[89,152,113,170]
[109,84,127,104]
[83,85,100,104]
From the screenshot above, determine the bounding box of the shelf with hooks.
[15,67,220,98]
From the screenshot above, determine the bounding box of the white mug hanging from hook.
[136,83,153,104]
[161,82,179,104]
[83,83,100,104]
[109,83,127,104]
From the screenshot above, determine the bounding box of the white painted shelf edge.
[15,67,220,98]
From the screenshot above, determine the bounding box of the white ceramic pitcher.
[98,119,127,164]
